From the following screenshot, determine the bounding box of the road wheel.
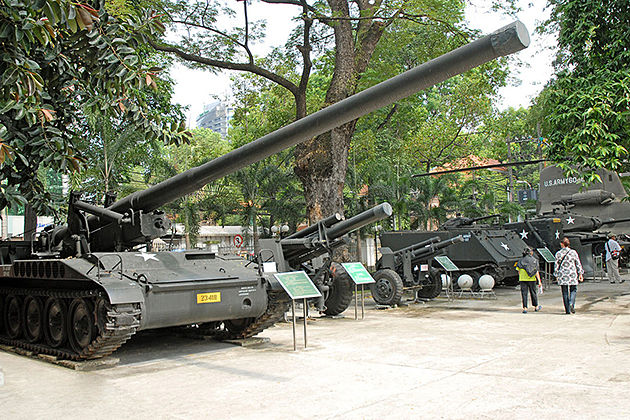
[323,265,354,316]
[44,298,68,348]
[370,269,403,306]
[23,296,44,343]
[67,298,96,354]
[5,295,22,339]
[417,274,443,299]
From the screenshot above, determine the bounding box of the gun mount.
[259,203,392,315]
[0,21,529,360]
[439,214,500,230]
[372,235,465,305]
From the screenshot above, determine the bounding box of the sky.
[170,0,556,128]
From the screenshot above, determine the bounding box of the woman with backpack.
[555,237,584,314]
[516,248,542,313]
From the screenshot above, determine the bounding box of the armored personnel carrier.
[381,215,530,288]
[0,21,530,359]
[504,213,630,278]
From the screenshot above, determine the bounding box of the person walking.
[516,248,542,313]
[605,233,623,284]
[554,237,584,314]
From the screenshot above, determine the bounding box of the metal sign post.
[273,271,322,350]
[291,299,297,351]
[341,262,375,320]
[537,247,556,286]
[434,256,460,301]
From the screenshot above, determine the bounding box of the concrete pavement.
[1,280,629,419]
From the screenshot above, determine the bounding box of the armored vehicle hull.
[381,229,529,287]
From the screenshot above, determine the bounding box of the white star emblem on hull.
[135,251,159,262]
[500,242,510,251]
[555,230,560,240]
[519,229,529,239]
[566,216,575,224]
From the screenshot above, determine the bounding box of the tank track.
[0,287,140,360]
[197,290,290,340]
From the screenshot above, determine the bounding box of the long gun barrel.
[62,22,529,252]
[410,235,465,262]
[599,217,630,227]
[107,22,529,216]
[394,236,441,257]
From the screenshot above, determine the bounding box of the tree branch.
[148,40,299,96]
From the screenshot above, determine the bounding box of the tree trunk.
[1,207,8,239]
[24,203,37,239]
[294,0,385,222]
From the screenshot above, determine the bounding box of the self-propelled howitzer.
[0,22,530,359]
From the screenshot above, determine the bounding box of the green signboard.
[341,262,375,285]
[273,271,322,300]
[434,255,459,271]
[537,247,556,263]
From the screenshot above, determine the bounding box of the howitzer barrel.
[107,22,529,215]
[411,235,465,261]
[325,203,393,240]
[394,236,441,257]
[282,203,393,265]
[284,213,343,240]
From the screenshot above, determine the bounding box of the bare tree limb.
[148,39,299,96]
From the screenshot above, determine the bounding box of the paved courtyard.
[1,280,629,419]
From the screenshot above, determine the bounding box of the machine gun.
[439,214,500,230]
[371,235,465,305]
[0,21,530,360]
[259,203,392,315]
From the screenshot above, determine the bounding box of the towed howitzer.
[372,235,465,306]
[0,21,530,360]
[259,203,392,315]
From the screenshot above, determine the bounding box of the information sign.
[273,271,322,300]
[434,255,459,271]
[537,247,556,263]
[341,262,375,285]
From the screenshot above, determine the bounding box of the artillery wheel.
[23,296,44,343]
[43,297,68,348]
[416,274,443,300]
[67,298,96,354]
[5,295,22,339]
[371,269,403,306]
[323,265,354,316]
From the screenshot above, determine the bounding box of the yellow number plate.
[196,292,221,304]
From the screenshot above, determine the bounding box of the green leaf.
[0,100,16,113]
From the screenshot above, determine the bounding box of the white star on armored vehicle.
[500,242,510,251]
[135,251,159,262]
[566,216,575,224]
[519,229,529,239]
[555,230,560,239]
